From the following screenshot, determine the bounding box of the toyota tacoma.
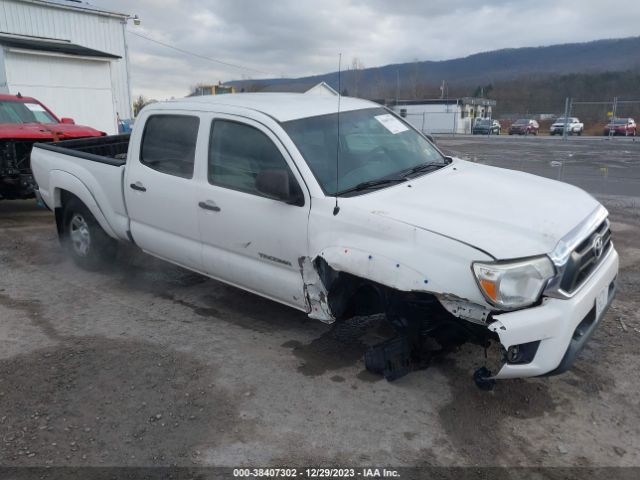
[30,94,618,384]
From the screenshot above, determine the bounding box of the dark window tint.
[208,120,291,195]
[140,115,199,178]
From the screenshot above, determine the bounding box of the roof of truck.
[156,93,381,123]
[0,93,39,102]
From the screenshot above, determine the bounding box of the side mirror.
[60,117,75,124]
[256,169,304,206]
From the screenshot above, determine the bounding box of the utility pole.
[562,97,570,140]
[609,97,618,138]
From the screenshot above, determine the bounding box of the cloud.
[91,0,640,100]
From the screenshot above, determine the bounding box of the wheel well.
[54,190,80,238]
[314,256,494,347]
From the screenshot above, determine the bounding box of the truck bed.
[33,134,130,167]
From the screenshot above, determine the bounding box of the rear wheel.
[62,198,117,270]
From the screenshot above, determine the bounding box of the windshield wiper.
[397,162,443,178]
[337,177,406,196]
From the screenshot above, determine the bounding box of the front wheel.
[63,198,118,270]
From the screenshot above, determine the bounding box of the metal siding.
[4,51,119,133]
[0,0,131,120]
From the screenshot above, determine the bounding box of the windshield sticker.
[374,114,409,134]
[25,103,47,112]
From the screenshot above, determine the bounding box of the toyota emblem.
[593,234,604,259]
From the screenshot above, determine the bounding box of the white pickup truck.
[550,117,584,136]
[31,93,618,385]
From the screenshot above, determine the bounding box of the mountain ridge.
[229,36,640,98]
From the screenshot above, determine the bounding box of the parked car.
[604,118,636,136]
[508,119,539,135]
[31,94,618,385]
[0,93,105,200]
[472,118,501,135]
[550,117,584,136]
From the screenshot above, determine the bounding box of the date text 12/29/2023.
[233,468,400,478]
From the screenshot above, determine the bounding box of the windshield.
[611,118,630,125]
[514,119,529,125]
[0,100,57,124]
[476,119,490,125]
[282,108,446,196]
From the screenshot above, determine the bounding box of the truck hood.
[0,122,104,140]
[353,159,600,259]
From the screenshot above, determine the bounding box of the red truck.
[1,93,105,200]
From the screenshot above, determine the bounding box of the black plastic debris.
[364,336,412,381]
[473,366,496,391]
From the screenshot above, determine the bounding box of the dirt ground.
[0,137,639,469]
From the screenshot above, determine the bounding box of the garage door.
[4,51,118,134]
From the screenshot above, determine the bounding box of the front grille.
[560,220,612,293]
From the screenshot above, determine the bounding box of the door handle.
[130,182,146,192]
[198,200,221,212]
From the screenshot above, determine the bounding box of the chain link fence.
[497,97,639,139]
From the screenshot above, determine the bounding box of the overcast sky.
[91,0,640,100]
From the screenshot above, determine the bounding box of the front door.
[196,116,310,310]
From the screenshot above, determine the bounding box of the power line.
[127,29,271,76]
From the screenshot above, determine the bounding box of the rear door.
[196,114,310,310]
[124,112,204,271]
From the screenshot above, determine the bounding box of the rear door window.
[140,115,200,178]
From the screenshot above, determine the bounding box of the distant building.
[381,97,496,135]
[258,81,338,96]
[190,83,236,96]
[0,0,133,134]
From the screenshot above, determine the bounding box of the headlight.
[472,256,555,310]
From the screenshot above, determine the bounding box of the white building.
[0,0,132,134]
[259,81,338,96]
[389,98,496,135]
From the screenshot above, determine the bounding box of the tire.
[578,130,582,136]
[62,198,118,270]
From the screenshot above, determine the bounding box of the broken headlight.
[472,256,555,310]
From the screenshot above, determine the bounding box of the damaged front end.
[300,255,501,385]
[0,140,38,199]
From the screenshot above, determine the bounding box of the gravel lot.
[0,136,639,469]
